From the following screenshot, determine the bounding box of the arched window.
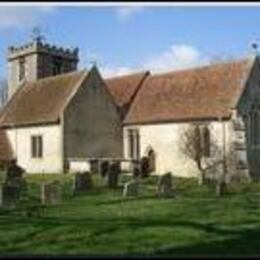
[145,147,156,173]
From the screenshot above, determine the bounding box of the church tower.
[7,33,79,99]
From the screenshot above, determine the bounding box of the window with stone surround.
[127,129,140,159]
[201,126,211,157]
[31,135,43,158]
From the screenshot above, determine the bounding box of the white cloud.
[97,44,209,78]
[115,7,145,21]
[100,65,136,78]
[142,44,209,74]
[0,7,56,30]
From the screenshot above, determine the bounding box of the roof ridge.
[123,56,254,125]
[149,56,253,79]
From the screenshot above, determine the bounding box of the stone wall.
[63,67,123,161]
[7,40,78,100]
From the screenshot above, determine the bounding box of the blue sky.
[1,4,260,79]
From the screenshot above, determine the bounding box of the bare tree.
[179,122,231,196]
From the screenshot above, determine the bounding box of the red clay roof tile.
[124,58,254,125]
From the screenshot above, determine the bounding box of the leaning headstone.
[107,162,120,188]
[123,180,139,197]
[41,181,61,205]
[100,161,109,178]
[73,172,93,194]
[157,172,175,198]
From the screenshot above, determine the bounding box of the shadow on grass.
[150,226,260,256]
[0,213,257,238]
[2,217,260,256]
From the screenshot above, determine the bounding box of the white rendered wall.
[7,124,63,174]
[123,120,233,177]
[69,160,90,173]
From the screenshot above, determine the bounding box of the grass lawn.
[0,172,260,256]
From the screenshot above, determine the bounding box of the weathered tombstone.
[90,160,99,174]
[100,161,109,178]
[41,181,61,205]
[107,162,120,188]
[133,166,140,178]
[157,172,175,198]
[0,184,21,208]
[140,156,150,178]
[123,180,139,197]
[73,172,93,194]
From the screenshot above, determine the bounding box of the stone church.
[0,37,259,180]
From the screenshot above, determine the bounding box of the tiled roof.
[124,58,254,125]
[0,70,87,127]
[105,72,149,117]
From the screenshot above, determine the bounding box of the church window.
[147,148,156,172]
[200,126,210,157]
[31,135,43,158]
[127,129,140,159]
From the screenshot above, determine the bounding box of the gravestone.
[5,159,25,184]
[133,166,140,178]
[157,172,175,198]
[90,160,99,174]
[5,160,27,193]
[41,181,61,205]
[123,180,139,197]
[107,162,120,188]
[0,183,21,208]
[100,161,109,178]
[73,172,93,194]
[140,156,150,178]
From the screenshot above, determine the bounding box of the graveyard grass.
[0,173,260,256]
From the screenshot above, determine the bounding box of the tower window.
[19,58,25,81]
